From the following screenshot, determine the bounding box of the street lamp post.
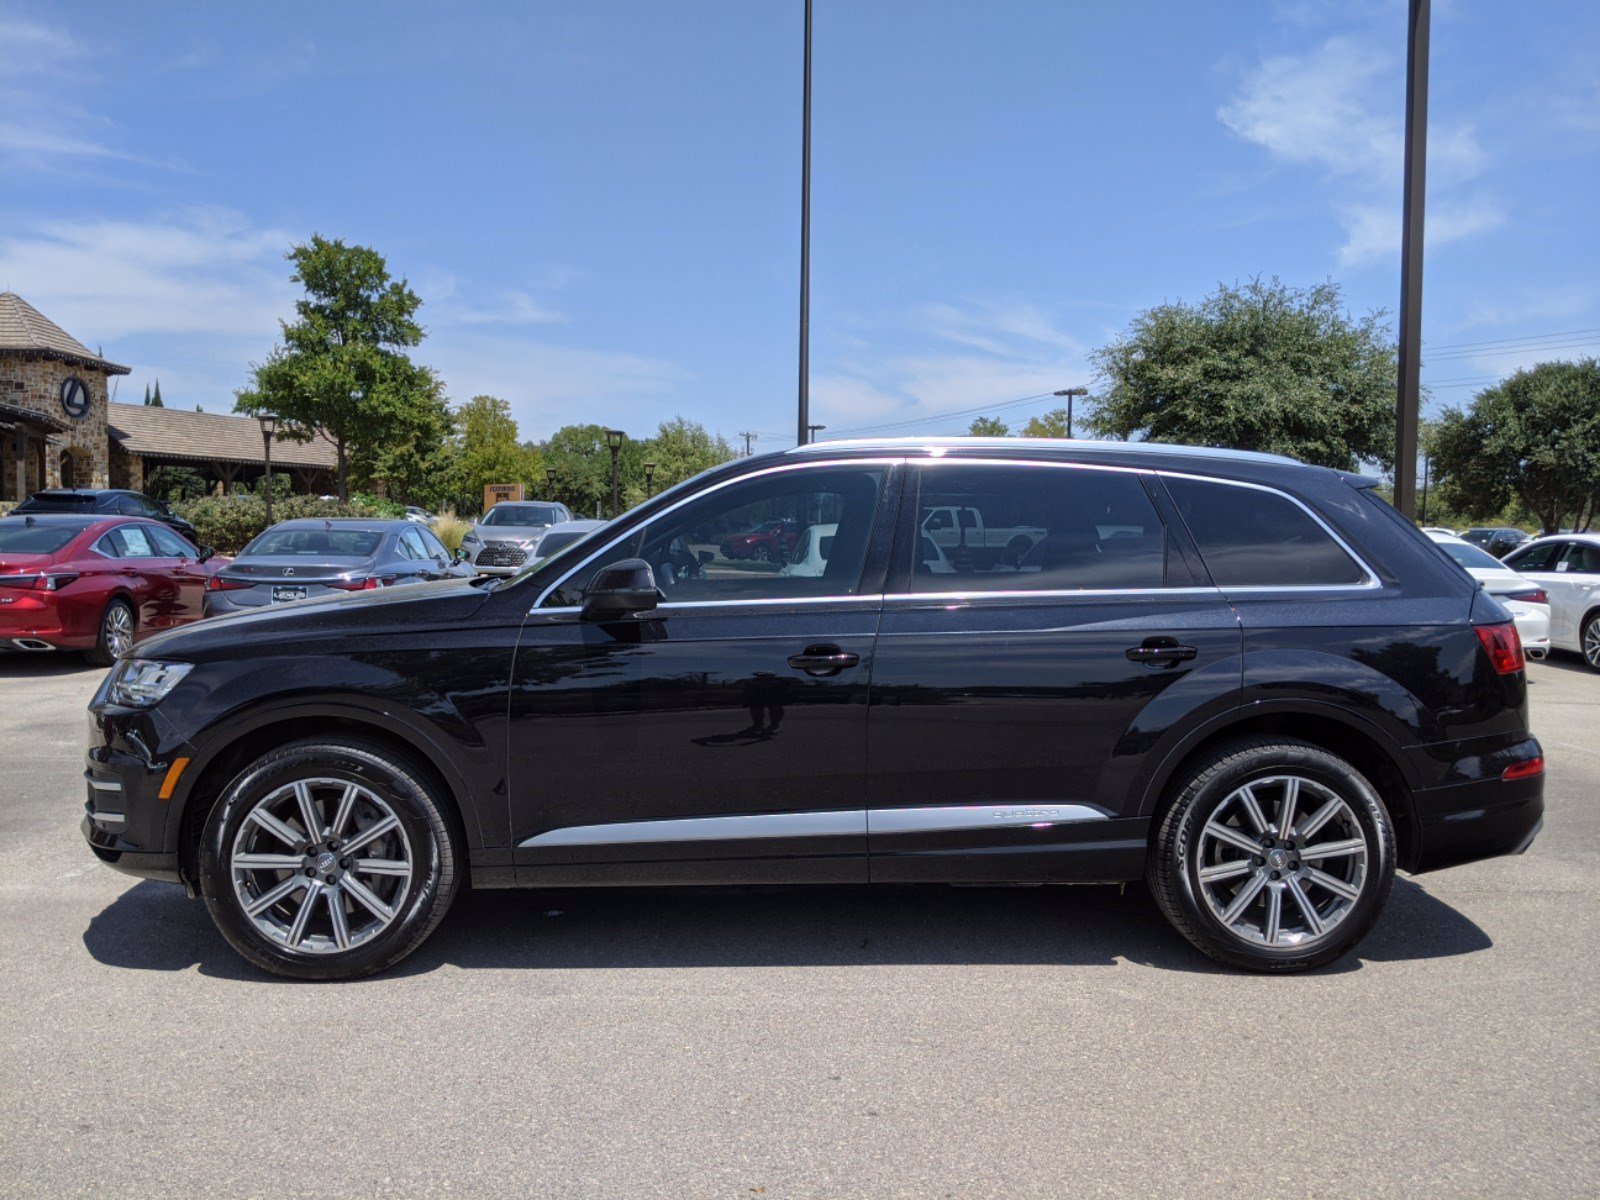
[643,461,657,499]
[258,414,277,526]
[604,428,625,517]
[1052,388,1088,439]
[796,0,813,447]
[544,465,556,500]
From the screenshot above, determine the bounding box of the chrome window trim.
[520,809,865,848]
[532,594,885,617]
[883,586,1223,604]
[532,456,903,612]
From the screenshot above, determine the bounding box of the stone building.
[1,292,336,507]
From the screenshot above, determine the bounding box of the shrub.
[430,508,472,553]
[173,493,400,554]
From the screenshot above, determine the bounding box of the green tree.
[1432,359,1600,534]
[235,234,437,500]
[1086,277,1397,470]
[1021,408,1072,438]
[630,416,734,505]
[142,382,151,406]
[454,395,541,511]
[968,416,1011,436]
[149,379,163,407]
[541,424,628,518]
[540,417,734,517]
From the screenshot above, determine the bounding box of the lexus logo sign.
[283,567,295,576]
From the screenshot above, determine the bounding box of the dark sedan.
[203,519,473,616]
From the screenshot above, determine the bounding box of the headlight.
[108,659,194,707]
[462,531,481,544]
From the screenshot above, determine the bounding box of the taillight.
[1475,622,1525,674]
[1502,756,1545,781]
[327,576,394,591]
[1504,588,1548,605]
[0,572,77,591]
[205,575,253,591]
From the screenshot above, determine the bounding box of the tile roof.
[0,292,131,374]
[107,403,340,469]
[0,399,71,433]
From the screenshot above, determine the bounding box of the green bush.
[173,494,399,554]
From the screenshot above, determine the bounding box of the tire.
[1148,737,1395,972]
[84,598,135,667]
[1581,611,1600,673]
[199,737,461,980]
[752,545,773,563]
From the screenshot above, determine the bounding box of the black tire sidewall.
[1162,741,1395,971]
[200,739,457,980]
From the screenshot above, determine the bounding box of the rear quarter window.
[1164,476,1368,588]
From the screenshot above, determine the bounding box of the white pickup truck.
[921,505,1046,567]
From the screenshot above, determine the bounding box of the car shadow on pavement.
[82,874,1490,982]
[0,652,102,679]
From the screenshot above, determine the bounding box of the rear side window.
[909,464,1171,592]
[1164,476,1367,588]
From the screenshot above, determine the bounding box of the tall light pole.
[1053,387,1088,438]
[643,461,657,498]
[796,0,813,447]
[1394,0,1430,518]
[604,428,625,517]
[258,413,277,526]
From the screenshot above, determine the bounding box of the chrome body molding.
[518,803,1108,849]
[520,809,867,848]
[867,804,1109,834]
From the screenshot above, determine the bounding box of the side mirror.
[197,545,215,563]
[581,558,660,619]
[453,547,470,563]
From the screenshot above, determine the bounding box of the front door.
[507,460,899,885]
[866,459,1242,882]
[1509,539,1600,654]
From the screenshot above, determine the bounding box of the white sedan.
[1426,532,1552,660]
[1502,533,1600,672]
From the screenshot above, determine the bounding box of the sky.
[2,0,1597,451]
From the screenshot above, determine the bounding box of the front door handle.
[787,644,861,677]
[1125,637,1197,668]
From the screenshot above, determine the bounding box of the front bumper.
[81,702,192,886]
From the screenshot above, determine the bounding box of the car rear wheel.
[751,545,773,563]
[200,737,461,980]
[1149,738,1395,972]
[1581,611,1600,672]
[85,599,134,666]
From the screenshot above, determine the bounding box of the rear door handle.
[1125,637,1197,668]
[787,644,861,676]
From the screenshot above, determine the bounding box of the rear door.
[866,459,1241,883]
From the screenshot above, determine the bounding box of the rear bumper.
[1407,737,1545,873]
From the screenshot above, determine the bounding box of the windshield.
[1435,539,1503,571]
[242,528,384,558]
[482,504,562,527]
[0,524,81,554]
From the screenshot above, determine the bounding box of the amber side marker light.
[1502,756,1545,782]
[158,757,191,801]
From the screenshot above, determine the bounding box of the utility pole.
[1053,387,1088,438]
[807,424,826,443]
[739,431,759,457]
[1394,0,1430,518]
[796,0,813,447]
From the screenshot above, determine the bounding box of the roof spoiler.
[1336,469,1382,490]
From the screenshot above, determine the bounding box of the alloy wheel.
[103,604,134,658]
[1584,616,1600,670]
[229,777,414,955]
[1193,774,1370,949]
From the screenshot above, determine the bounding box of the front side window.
[1164,476,1368,588]
[147,526,196,558]
[544,465,886,606]
[117,495,144,516]
[1559,542,1600,574]
[907,464,1171,593]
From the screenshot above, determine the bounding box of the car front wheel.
[200,737,461,980]
[1149,738,1395,972]
[1581,611,1600,672]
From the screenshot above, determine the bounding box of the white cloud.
[1219,32,1498,266]
[814,300,1090,435]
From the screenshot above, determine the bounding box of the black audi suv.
[81,439,1544,979]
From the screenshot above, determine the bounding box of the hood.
[473,524,549,543]
[138,577,493,661]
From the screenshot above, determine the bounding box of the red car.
[718,519,799,563]
[0,514,222,665]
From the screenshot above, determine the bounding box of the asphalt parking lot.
[1,654,1596,1199]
